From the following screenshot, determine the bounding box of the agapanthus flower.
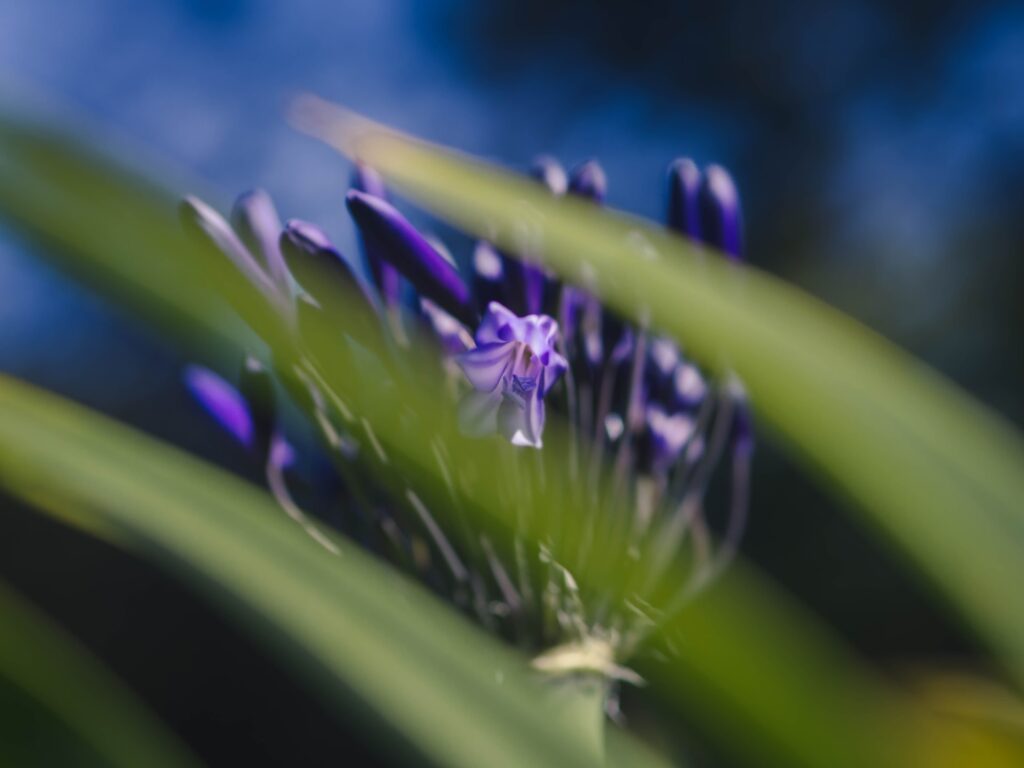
[179,152,753,707]
[457,302,567,448]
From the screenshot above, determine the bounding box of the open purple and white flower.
[457,302,567,448]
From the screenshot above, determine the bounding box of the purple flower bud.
[179,196,290,342]
[179,195,280,302]
[346,190,474,325]
[698,164,743,260]
[666,158,702,238]
[522,266,548,317]
[644,405,697,472]
[280,220,368,304]
[184,365,254,448]
[456,302,567,448]
[231,189,290,290]
[557,285,585,351]
[530,155,568,196]
[269,432,297,472]
[351,164,402,307]
[426,235,459,270]
[649,338,680,379]
[352,162,388,200]
[280,220,379,341]
[644,337,680,405]
[568,160,607,203]
[284,218,331,251]
[673,362,708,410]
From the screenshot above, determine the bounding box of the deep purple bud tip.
[184,365,254,449]
[280,219,364,302]
[667,158,702,238]
[346,190,474,325]
[351,163,388,199]
[698,164,743,260]
[282,218,334,253]
[568,160,607,203]
[530,156,568,196]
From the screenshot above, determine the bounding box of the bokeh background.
[1,1,1022,764]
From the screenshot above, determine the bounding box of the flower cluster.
[180,154,752,692]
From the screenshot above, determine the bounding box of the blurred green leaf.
[294,98,1024,688]
[0,578,197,768]
[0,373,666,768]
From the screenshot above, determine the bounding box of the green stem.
[546,675,609,765]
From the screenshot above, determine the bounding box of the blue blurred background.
[1,0,1022,764]
[2,0,1022,421]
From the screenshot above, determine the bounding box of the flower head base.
[457,302,567,448]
